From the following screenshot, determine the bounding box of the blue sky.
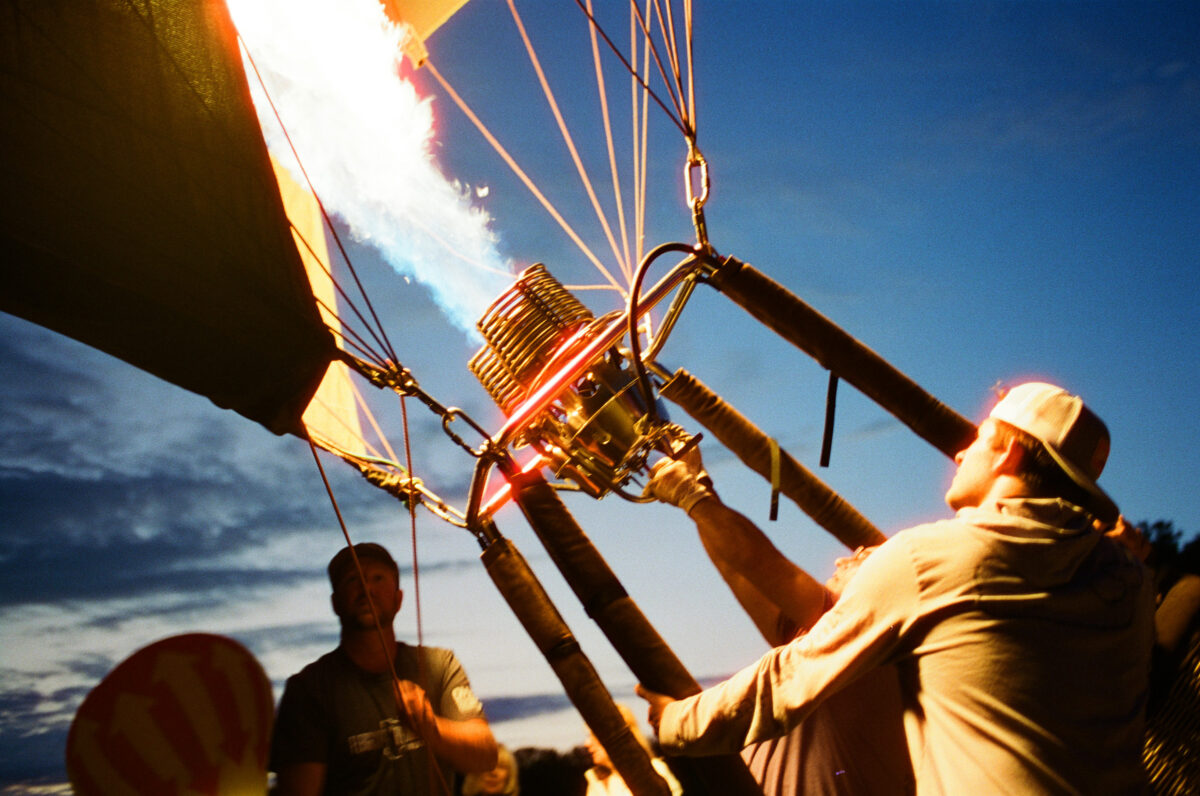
[1,1,1198,790]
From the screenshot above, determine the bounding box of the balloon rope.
[398,398,457,796]
[634,6,651,267]
[651,0,688,132]
[307,440,400,686]
[238,34,400,366]
[400,396,425,653]
[357,383,402,466]
[506,0,628,291]
[305,377,397,468]
[587,0,634,283]
[684,0,696,131]
[308,438,452,796]
[284,218,396,369]
[572,0,690,137]
[422,59,623,294]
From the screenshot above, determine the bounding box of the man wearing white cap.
[639,382,1154,794]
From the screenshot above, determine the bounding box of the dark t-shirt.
[270,643,486,795]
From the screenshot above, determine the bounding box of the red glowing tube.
[478,452,547,517]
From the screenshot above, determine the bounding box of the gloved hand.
[647,446,716,515]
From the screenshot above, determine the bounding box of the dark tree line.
[1142,520,1200,596]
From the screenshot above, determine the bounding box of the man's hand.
[393,679,499,774]
[646,445,715,515]
[634,683,675,736]
[395,680,439,741]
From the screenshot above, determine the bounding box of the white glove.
[647,455,715,515]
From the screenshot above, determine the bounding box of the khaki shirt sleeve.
[659,533,923,755]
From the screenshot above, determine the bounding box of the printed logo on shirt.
[347,718,425,759]
[451,685,483,716]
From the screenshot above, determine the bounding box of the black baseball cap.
[327,542,399,588]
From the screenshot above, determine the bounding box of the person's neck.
[340,625,398,673]
[974,474,1038,513]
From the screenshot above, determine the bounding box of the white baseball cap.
[989,382,1118,522]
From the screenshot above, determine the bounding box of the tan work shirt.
[660,499,1154,795]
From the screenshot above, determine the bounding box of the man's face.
[331,559,402,630]
[945,419,1004,511]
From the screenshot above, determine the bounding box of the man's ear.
[396,588,404,611]
[993,436,1027,476]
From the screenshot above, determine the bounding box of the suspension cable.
[307,440,452,795]
[421,59,623,294]
[652,0,688,132]
[307,439,402,691]
[571,0,690,138]
[587,0,634,282]
[418,2,706,304]
[307,291,392,372]
[286,219,398,369]
[356,380,403,465]
[239,34,401,367]
[505,0,629,288]
[400,396,424,651]
[684,0,696,131]
[634,6,651,267]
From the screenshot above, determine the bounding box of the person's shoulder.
[886,517,971,552]
[876,516,993,583]
[287,647,348,683]
[1171,573,1200,594]
[278,648,346,707]
[1162,574,1200,612]
[396,642,461,670]
[893,517,961,539]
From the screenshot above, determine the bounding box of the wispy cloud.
[0,315,495,789]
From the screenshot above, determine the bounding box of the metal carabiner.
[684,146,709,212]
[440,406,491,458]
[684,144,711,249]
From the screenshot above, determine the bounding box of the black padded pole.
[660,368,887,550]
[480,535,671,796]
[709,256,977,459]
[504,468,764,796]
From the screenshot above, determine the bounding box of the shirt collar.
[957,497,1095,537]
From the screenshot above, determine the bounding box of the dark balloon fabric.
[0,0,336,435]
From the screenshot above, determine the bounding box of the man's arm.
[650,457,831,645]
[434,716,498,773]
[397,680,499,774]
[638,533,917,755]
[690,497,831,644]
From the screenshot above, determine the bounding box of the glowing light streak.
[506,0,629,285]
[493,256,697,449]
[478,452,549,517]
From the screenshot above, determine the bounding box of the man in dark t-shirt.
[271,543,497,795]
